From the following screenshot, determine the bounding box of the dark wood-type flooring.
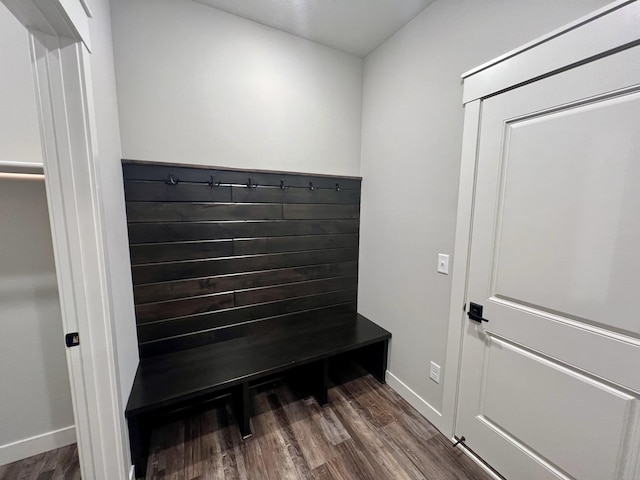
[0,366,491,480]
[0,443,80,480]
[144,365,491,480]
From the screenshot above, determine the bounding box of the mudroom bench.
[121,161,391,478]
[125,307,389,478]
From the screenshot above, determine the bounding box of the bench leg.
[359,340,389,384]
[232,383,252,439]
[312,358,329,406]
[127,415,151,479]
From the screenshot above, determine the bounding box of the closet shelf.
[0,161,44,175]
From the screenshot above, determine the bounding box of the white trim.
[30,31,97,479]
[0,426,76,466]
[21,14,128,480]
[3,0,92,50]
[29,31,128,479]
[441,100,482,439]
[455,443,504,480]
[461,0,640,103]
[75,42,129,479]
[58,0,92,50]
[461,0,633,78]
[78,0,93,18]
[386,371,446,433]
[129,465,136,480]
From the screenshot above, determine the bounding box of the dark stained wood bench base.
[125,311,390,479]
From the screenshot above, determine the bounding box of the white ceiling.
[194,0,435,57]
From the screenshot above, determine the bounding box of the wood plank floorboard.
[0,444,80,480]
[145,365,492,480]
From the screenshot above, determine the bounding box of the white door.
[456,44,640,480]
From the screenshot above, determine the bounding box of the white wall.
[358,0,611,425]
[110,0,363,177]
[0,177,75,464]
[0,2,41,166]
[85,0,140,471]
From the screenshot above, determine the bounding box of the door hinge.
[65,332,80,348]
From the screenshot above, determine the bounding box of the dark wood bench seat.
[125,306,391,478]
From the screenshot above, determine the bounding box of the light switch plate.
[437,254,449,274]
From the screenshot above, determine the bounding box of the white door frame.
[2,1,129,479]
[441,0,640,440]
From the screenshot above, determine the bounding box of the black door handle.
[467,302,489,323]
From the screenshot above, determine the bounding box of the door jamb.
[440,99,481,439]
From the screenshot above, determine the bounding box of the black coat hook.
[207,174,220,187]
[309,182,315,191]
[280,179,289,190]
[246,177,258,189]
[165,172,179,185]
[335,183,340,192]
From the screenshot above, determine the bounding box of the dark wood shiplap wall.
[123,161,361,357]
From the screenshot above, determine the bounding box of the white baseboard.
[386,370,447,434]
[457,444,504,480]
[0,425,76,466]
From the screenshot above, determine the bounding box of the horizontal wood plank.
[233,234,358,256]
[231,186,360,204]
[136,292,235,324]
[127,220,359,244]
[130,233,358,267]
[137,290,358,349]
[130,240,234,265]
[127,202,282,223]
[131,248,359,284]
[282,204,359,220]
[235,276,356,306]
[136,276,356,324]
[134,262,358,304]
[125,181,232,202]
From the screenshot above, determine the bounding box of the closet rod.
[0,161,44,175]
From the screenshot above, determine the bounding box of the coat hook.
[165,172,179,185]
[280,179,289,190]
[246,177,258,189]
[335,183,340,192]
[309,181,314,191]
[207,174,220,187]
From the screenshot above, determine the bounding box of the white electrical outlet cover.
[430,361,441,384]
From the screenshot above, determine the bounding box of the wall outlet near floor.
[429,361,441,384]
[437,253,449,274]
